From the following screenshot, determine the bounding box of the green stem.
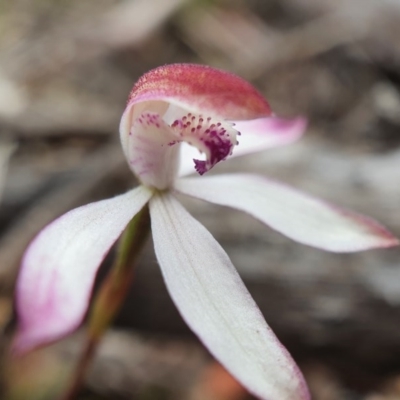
[60,204,151,400]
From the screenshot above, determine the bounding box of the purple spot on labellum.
[193,159,207,175]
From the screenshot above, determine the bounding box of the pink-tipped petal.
[231,116,307,158]
[175,174,398,252]
[14,186,152,353]
[127,64,271,120]
[149,193,310,400]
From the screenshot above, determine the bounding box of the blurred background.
[1,0,400,399]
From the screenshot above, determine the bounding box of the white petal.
[149,193,309,400]
[230,117,306,158]
[174,174,398,252]
[124,111,180,189]
[15,186,152,353]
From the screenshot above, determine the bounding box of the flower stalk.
[61,204,151,400]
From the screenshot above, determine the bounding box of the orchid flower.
[15,64,398,400]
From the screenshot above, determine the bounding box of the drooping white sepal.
[149,193,310,400]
